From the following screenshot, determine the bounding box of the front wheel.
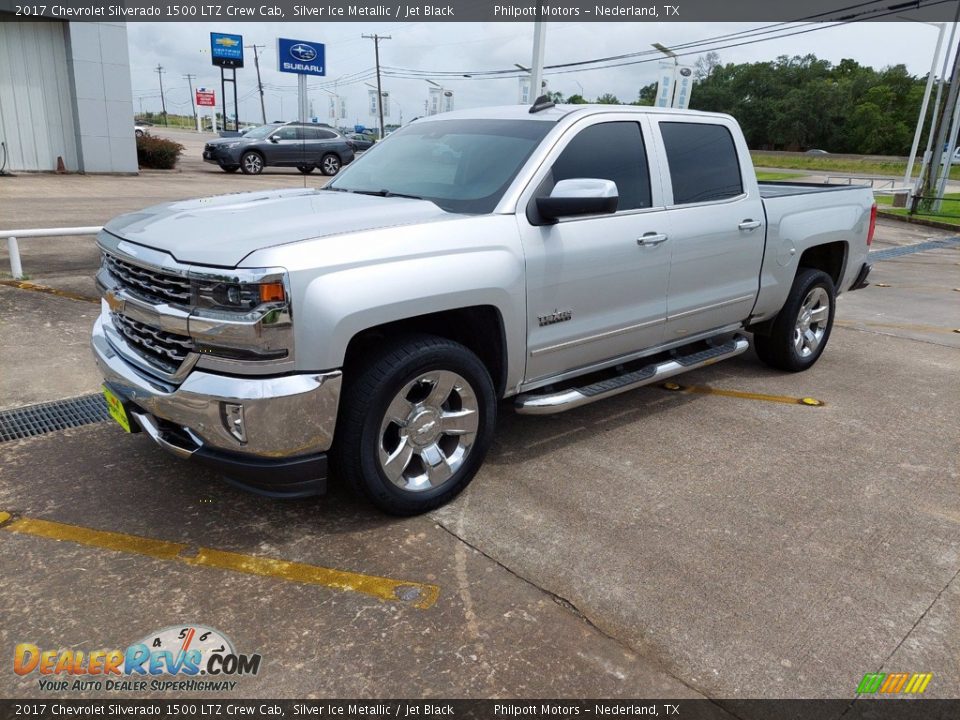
[320,153,341,176]
[754,268,836,372]
[240,151,264,175]
[334,335,496,515]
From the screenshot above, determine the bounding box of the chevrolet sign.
[278,37,326,76]
[210,32,244,68]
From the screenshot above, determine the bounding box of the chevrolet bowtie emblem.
[104,289,125,314]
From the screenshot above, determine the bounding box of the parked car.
[805,148,829,155]
[346,133,376,151]
[93,104,874,515]
[202,122,355,175]
[134,125,149,138]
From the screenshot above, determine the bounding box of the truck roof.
[420,104,732,123]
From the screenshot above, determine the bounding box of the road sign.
[210,32,243,68]
[196,89,216,107]
[277,37,325,76]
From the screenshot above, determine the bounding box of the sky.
[127,21,955,128]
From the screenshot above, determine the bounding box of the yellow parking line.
[0,512,439,609]
[661,382,824,407]
[0,279,99,304]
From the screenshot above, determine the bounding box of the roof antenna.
[529,94,555,114]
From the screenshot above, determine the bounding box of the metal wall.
[0,20,79,172]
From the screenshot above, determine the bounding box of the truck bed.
[758,181,872,199]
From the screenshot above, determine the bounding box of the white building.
[0,14,138,173]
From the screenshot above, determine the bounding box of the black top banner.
[0,0,957,22]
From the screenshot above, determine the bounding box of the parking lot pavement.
[0,165,957,707]
[0,424,705,700]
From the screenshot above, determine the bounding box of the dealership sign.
[210,32,243,68]
[278,37,326,76]
[196,89,216,107]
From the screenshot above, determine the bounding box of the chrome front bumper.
[93,315,341,493]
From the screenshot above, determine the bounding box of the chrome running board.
[514,335,750,415]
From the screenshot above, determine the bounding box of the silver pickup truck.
[92,102,875,514]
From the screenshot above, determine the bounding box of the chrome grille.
[103,253,192,306]
[111,312,193,373]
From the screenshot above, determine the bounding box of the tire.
[334,334,496,515]
[320,153,341,176]
[240,151,264,175]
[135,129,144,138]
[754,268,836,372]
[297,165,315,174]
[221,165,240,173]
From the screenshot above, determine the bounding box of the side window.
[660,122,743,204]
[551,122,651,211]
[274,126,300,141]
[316,129,337,140]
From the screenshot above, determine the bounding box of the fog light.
[222,402,246,443]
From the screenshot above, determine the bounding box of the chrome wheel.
[242,153,263,174]
[378,370,479,492]
[794,286,830,358]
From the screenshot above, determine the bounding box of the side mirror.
[536,178,618,221]
[269,136,280,143]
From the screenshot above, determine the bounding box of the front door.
[519,118,671,385]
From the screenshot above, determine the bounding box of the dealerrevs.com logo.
[14,625,262,693]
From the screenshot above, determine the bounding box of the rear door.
[649,117,765,340]
[518,115,671,385]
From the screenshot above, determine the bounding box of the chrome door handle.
[638,233,668,246]
[739,219,762,231]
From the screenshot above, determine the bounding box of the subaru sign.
[210,32,243,68]
[278,37,325,76]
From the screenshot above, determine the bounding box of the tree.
[595,93,621,105]
[546,90,565,104]
[633,82,657,106]
[694,51,721,81]
[566,93,588,104]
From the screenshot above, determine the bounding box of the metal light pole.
[899,18,947,189]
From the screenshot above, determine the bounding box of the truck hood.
[103,188,458,267]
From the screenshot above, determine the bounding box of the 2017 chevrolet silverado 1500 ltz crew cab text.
[92,100,875,515]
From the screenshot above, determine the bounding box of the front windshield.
[241,125,279,139]
[328,118,554,214]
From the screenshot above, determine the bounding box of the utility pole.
[529,14,546,103]
[915,5,960,213]
[183,73,198,131]
[155,64,167,125]
[362,33,391,138]
[245,44,267,124]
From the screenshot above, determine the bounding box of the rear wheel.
[754,268,836,372]
[240,151,264,175]
[334,335,496,515]
[320,153,341,176]
[297,165,315,174]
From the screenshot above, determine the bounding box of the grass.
[875,191,960,226]
[751,152,960,181]
[755,171,805,181]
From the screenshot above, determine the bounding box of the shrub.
[136,135,184,170]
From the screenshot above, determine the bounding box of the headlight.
[194,280,286,311]
[223,142,241,149]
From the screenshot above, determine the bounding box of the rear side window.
[551,122,651,211]
[660,122,743,204]
[315,129,337,140]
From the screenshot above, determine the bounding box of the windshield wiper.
[340,189,425,200]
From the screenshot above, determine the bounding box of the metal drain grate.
[0,393,109,442]
[870,237,960,262]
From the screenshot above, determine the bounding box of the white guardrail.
[2,227,102,280]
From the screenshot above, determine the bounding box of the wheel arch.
[343,306,509,398]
